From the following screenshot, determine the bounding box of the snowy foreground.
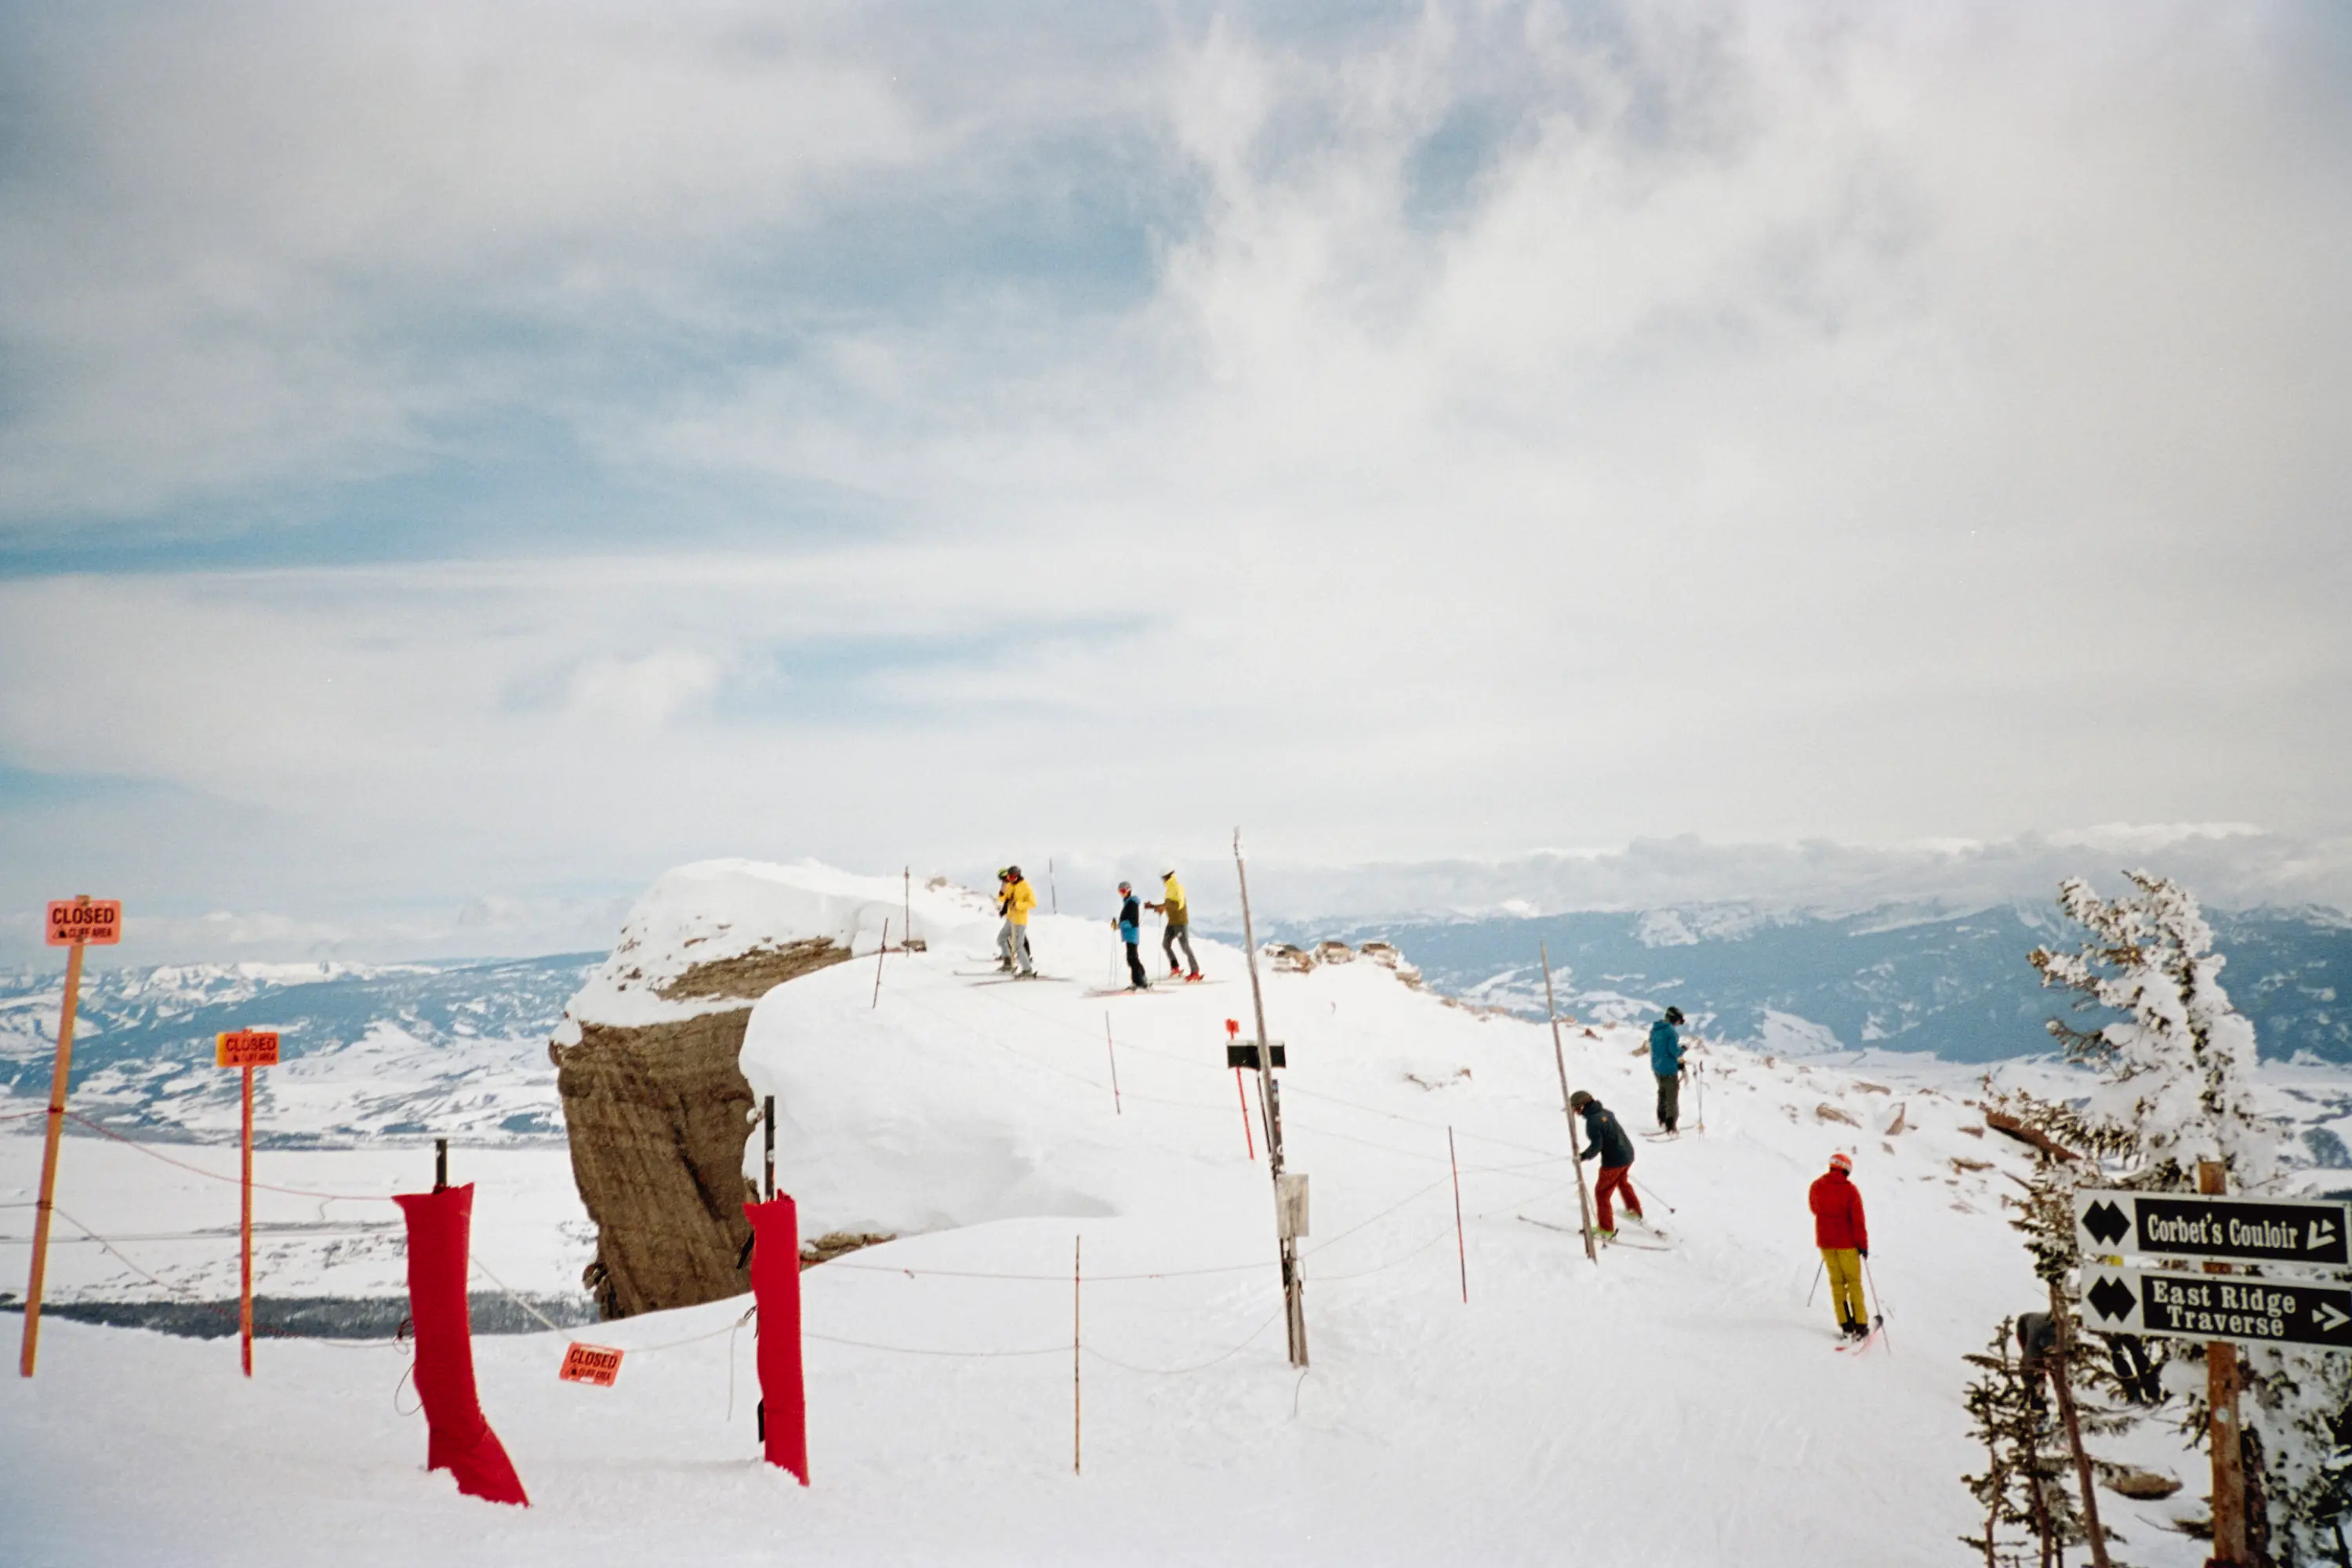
[0,867,2316,1565]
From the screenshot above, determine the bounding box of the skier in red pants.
[1569,1091,1645,1239]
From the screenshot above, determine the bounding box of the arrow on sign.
[2320,1305,2352,1335]
[2082,1200,2130,1247]
[2313,1219,2340,1253]
[2087,1276,2137,1323]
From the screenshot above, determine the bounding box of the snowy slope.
[0,865,2266,1564]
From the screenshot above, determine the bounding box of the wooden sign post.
[216,1029,281,1377]
[20,896,122,1378]
[1539,943,1599,1265]
[1233,829,1306,1367]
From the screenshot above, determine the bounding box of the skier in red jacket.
[1809,1152,1871,1339]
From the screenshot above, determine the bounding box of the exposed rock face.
[554,859,994,1321]
[556,938,851,1319]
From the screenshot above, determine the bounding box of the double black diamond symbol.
[2082,1200,2131,1247]
[2087,1276,2136,1323]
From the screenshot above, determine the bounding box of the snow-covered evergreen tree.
[2030,871,2270,1186]
[2031,871,2352,1563]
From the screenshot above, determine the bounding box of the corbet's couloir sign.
[2074,1189,2349,1268]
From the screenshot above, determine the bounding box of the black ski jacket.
[1577,1102,1635,1168]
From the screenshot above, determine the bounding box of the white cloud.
[1,2,2347,951]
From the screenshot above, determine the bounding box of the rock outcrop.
[553,860,981,1320]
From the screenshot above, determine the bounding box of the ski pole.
[1807,1259,1823,1308]
[1863,1255,1891,1352]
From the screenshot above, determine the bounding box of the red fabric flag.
[745,1196,809,1483]
[394,1184,529,1507]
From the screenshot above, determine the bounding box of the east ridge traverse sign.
[2081,1265,2352,1351]
[2074,1189,2350,1267]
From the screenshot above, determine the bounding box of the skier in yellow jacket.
[1148,870,1200,980]
[1004,866,1038,977]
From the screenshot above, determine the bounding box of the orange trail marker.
[216,1030,280,1377]
[21,896,121,1377]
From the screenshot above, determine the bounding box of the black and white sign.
[2074,1189,2349,1267]
[2080,1265,2352,1351]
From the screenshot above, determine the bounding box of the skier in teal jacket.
[1650,1007,1686,1133]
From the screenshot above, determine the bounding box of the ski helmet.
[1828,1152,1853,1173]
[1007,866,1022,879]
[1118,881,1132,893]
[1664,1006,1685,1025]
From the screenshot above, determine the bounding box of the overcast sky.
[2,2,2348,960]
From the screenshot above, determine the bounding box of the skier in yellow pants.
[1809,1152,1871,1340]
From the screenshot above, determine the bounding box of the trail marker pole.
[873,920,890,1008]
[1103,1014,1122,1116]
[764,1095,776,1201]
[1073,1235,1083,1476]
[2202,1159,2249,1568]
[243,1064,254,1372]
[1049,859,1058,916]
[1449,1127,1468,1304]
[216,1029,281,1377]
[1539,942,1599,1265]
[434,1138,448,1192]
[1235,828,1306,1367]
[20,895,121,1377]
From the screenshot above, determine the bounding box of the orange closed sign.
[216,1031,281,1068]
[46,900,122,946]
[559,1343,624,1386]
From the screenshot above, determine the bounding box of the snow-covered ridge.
[560,859,1000,1032]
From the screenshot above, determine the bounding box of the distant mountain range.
[4,901,2346,1144]
[1259,903,2352,1065]
[0,954,598,1143]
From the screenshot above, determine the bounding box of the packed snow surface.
[0,867,2312,1564]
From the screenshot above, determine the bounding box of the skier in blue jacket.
[1650,1007,1686,1133]
[1113,882,1149,990]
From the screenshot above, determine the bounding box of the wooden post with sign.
[20,896,122,1378]
[2202,1158,2250,1567]
[1539,943,1599,1265]
[216,1029,281,1377]
[1233,828,1306,1367]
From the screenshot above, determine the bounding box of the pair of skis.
[1517,1213,1671,1251]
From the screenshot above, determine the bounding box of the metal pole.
[434,1138,448,1192]
[1235,827,1305,1367]
[764,1095,776,1201]
[1539,942,1599,1265]
[20,931,88,1377]
[2202,1158,2249,1566]
[241,1062,256,1377]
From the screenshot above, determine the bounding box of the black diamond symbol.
[2087,1276,2136,1323]
[2084,1200,2130,1247]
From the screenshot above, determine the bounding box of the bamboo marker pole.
[872,920,890,1008]
[1073,1235,1083,1476]
[1103,1014,1122,1116]
[1234,1069,1254,1160]
[19,931,89,1377]
[1540,942,1599,1265]
[1449,1127,1468,1304]
[240,1062,256,1377]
